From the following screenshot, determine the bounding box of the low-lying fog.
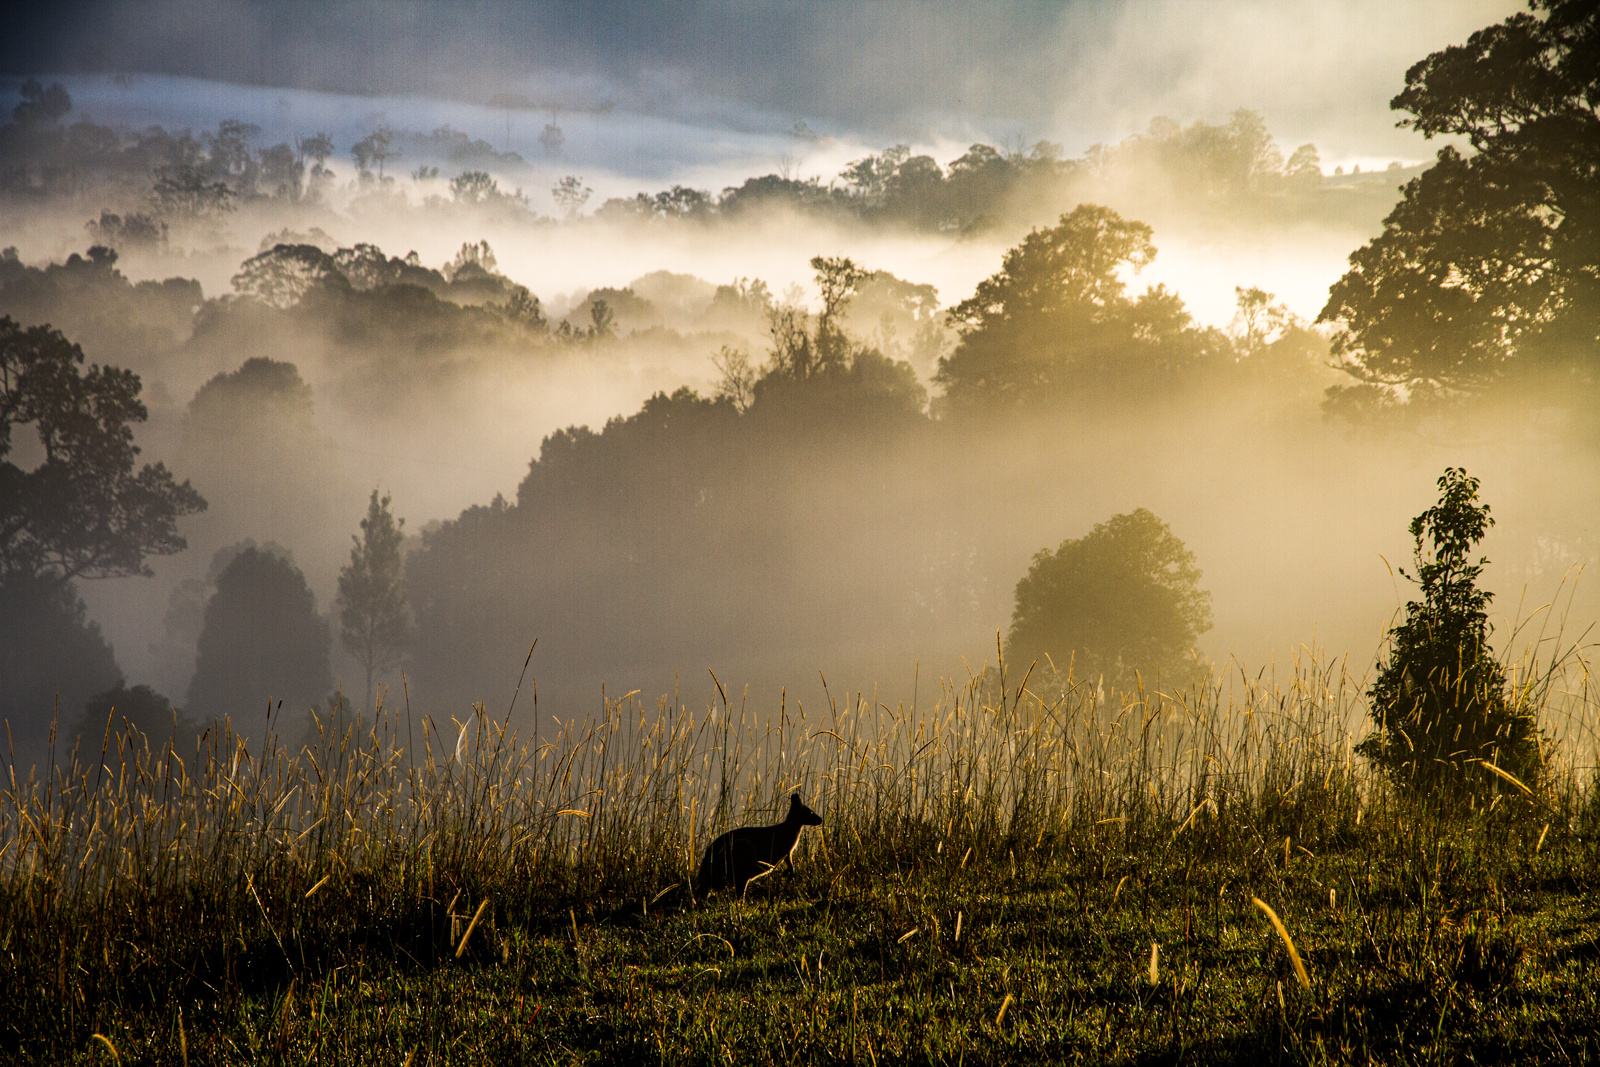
[7,0,1591,773]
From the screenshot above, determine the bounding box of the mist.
[4,0,1593,775]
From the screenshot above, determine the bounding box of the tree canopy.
[935,205,1223,411]
[186,545,333,732]
[1320,0,1600,412]
[0,317,205,585]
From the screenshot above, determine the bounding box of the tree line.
[3,75,1401,242]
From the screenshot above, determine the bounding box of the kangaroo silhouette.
[696,793,822,897]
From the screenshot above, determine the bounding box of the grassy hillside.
[4,647,1599,1064]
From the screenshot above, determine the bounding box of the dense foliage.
[0,316,204,585]
[936,205,1226,412]
[1320,0,1600,414]
[1358,469,1542,798]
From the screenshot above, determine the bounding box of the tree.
[351,125,399,182]
[1,572,122,765]
[10,79,72,127]
[1,317,205,586]
[1319,0,1599,412]
[177,359,341,567]
[840,144,910,203]
[186,545,333,736]
[810,255,868,371]
[552,175,592,220]
[298,132,336,199]
[937,205,1225,411]
[231,244,350,309]
[204,119,261,194]
[749,257,927,425]
[1007,508,1212,689]
[0,316,202,767]
[1230,286,1295,359]
[1357,469,1540,799]
[710,344,756,411]
[150,163,234,220]
[539,123,565,157]
[297,132,335,169]
[336,490,411,706]
[257,142,303,200]
[445,240,498,279]
[451,170,499,204]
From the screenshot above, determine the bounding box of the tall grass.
[1,634,1595,1057]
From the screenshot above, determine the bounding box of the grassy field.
[5,647,1600,1065]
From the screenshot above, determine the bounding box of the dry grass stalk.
[1252,897,1311,989]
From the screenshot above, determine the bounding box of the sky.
[5,0,1522,174]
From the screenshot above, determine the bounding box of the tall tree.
[1319,0,1599,413]
[1,316,203,764]
[336,490,411,706]
[1357,469,1541,798]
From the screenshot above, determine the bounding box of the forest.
[3,1,1600,1061]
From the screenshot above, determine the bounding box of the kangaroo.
[696,793,823,897]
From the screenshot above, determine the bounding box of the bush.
[1357,468,1541,799]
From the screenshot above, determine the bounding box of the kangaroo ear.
[790,792,802,805]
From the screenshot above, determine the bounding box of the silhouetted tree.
[1,317,205,586]
[811,255,868,371]
[539,122,565,157]
[710,344,756,411]
[840,144,910,203]
[85,211,167,250]
[0,246,199,367]
[0,316,203,764]
[186,546,333,736]
[1319,0,1599,414]
[1357,469,1541,799]
[351,125,398,182]
[451,170,498,204]
[298,132,336,198]
[936,205,1222,411]
[204,119,261,194]
[1007,508,1212,690]
[0,573,122,764]
[337,490,411,706]
[150,163,234,220]
[552,175,592,219]
[257,142,302,200]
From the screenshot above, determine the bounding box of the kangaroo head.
[789,793,822,826]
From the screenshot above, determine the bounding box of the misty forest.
[3,1,1600,1063]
